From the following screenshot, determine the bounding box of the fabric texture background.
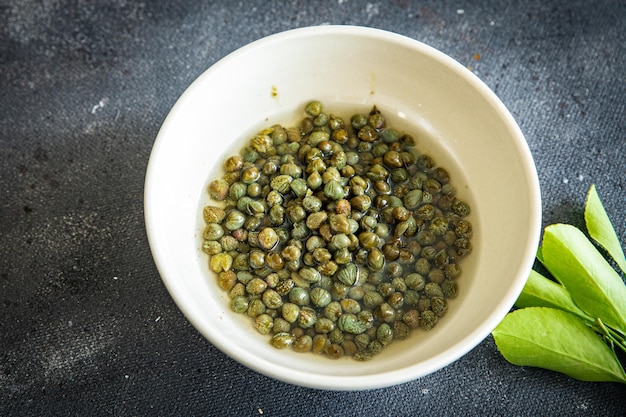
[1,0,625,415]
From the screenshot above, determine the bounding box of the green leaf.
[542,224,626,331]
[493,307,626,383]
[585,184,626,275]
[536,246,544,264]
[515,270,592,323]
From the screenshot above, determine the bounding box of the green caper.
[387,292,404,310]
[305,100,323,117]
[406,273,426,291]
[293,335,313,353]
[281,302,300,323]
[340,298,361,314]
[270,332,295,349]
[202,240,222,255]
[255,314,274,335]
[299,267,321,284]
[231,296,249,314]
[203,223,224,241]
[302,195,323,212]
[335,262,358,287]
[257,227,279,250]
[350,195,371,212]
[402,309,420,329]
[298,306,318,328]
[363,291,384,309]
[367,248,385,271]
[376,323,394,346]
[376,303,396,323]
[310,287,332,308]
[262,289,283,309]
[281,162,303,178]
[338,313,368,334]
[431,297,448,317]
[246,278,267,295]
[323,301,343,321]
[247,298,266,318]
[312,334,330,354]
[203,206,226,224]
[270,174,292,193]
[208,179,229,201]
[420,310,438,331]
[209,253,233,273]
[289,287,310,306]
[306,211,327,230]
[203,101,473,361]
[350,113,367,129]
[424,282,444,298]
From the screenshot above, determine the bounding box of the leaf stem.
[596,318,626,354]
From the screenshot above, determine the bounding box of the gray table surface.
[2,0,625,415]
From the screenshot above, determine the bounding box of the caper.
[350,113,367,129]
[338,313,368,334]
[298,306,318,328]
[293,335,313,353]
[269,174,292,193]
[246,278,267,295]
[387,292,404,310]
[270,332,295,349]
[299,267,321,284]
[310,287,332,308]
[304,100,322,117]
[306,211,327,230]
[312,334,330,354]
[203,102,474,361]
[363,291,384,309]
[367,248,385,271]
[431,297,448,317]
[202,240,222,255]
[323,301,343,321]
[424,282,444,298]
[289,287,310,306]
[203,206,226,224]
[452,199,471,217]
[208,179,229,201]
[420,310,438,331]
[281,302,300,323]
[376,303,396,323]
[204,223,224,241]
[376,323,394,346]
[254,314,274,335]
[247,298,266,318]
[257,227,279,250]
[217,270,237,291]
[209,253,233,273]
[402,309,420,329]
[230,291,248,310]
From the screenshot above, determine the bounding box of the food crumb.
[456,9,465,15]
[258,408,264,414]
[563,178,569,184]
[578,174,584,181]
[155,316,161,322]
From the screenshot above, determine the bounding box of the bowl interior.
[145,26,541,390]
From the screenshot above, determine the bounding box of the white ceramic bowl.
[144,25,541,390]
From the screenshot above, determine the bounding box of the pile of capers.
[202,101,473,361]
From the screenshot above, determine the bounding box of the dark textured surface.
[1,0,625,415]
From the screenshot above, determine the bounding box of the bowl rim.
[144,24,542,390]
